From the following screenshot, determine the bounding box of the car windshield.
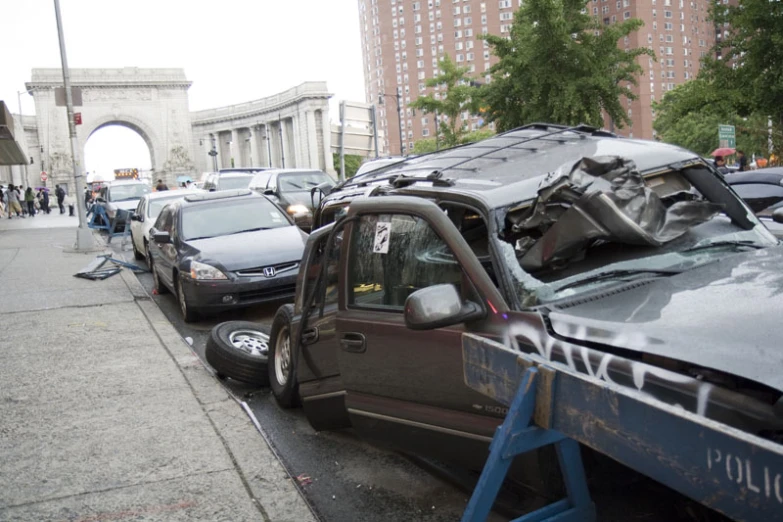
[218,176,253,190]
[149,196,186,219]
[278,171,334,193]
[494,162,779,307]
[181,197,290,240]
[109,184,150,201]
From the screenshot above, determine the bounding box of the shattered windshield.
[497,156,778,306]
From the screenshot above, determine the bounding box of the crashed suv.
[266,123,783,495]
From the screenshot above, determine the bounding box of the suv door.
[335,197,510,470]
[295,225,350,431]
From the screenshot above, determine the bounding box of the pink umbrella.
[711,147,736,157]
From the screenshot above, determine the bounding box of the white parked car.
[130,189,202,264]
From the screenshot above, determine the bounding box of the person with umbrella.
[713,156,731,176]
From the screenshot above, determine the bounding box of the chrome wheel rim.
[229,329,270,358]
[274,326,291,385]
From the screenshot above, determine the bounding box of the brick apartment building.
[357,0,720,155]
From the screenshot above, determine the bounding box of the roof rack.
[340,123,614,189]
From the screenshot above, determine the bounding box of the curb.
[113,247,318,522]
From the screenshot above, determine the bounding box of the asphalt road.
[112,240,730,522]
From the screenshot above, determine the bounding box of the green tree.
[480,0,653,131]
[702,0,783,153]
[409,54,482,148]
[412,128,496,155]
[653,78,769,156]
[332,153,363,179]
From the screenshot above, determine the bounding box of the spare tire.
[205,321,270,385]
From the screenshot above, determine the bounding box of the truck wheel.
[205,321,270,386]
[269,304,300,408]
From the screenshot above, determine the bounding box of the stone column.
[230,129,239,168]
[250,126,260,167]
[291,114,302,168]
[320,109,335,174]
[306,110,319,169]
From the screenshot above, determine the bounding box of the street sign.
[40,171,48,182]
[718,124,736,148]
[74,112,82,125]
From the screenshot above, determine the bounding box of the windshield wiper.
[187,236,214,241]
[228,227,270,235]
[554,269,681,293]
[681,240,765,253]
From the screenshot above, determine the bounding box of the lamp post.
[379,88,405,156]
[53,0,94,251]
[263,123,273,168]
[208,135,218,171]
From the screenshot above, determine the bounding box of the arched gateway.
[26,68,195,192]
[23,67,333,192]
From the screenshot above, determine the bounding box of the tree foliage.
[409,54,482,148]
[412,128,496,155]
[480,0,653,131]
[332,153,362,178]
[652,78,770,156]
[700,0,783,153]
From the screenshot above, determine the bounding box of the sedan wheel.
[177,277,199,323]
[205,321,270,385]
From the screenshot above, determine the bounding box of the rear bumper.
[180,272,297,311]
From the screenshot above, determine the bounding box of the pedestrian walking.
[0,186,6,217]
[55,184,66,214]
[713,156,731,176]
[737,150,748,172]
[37,189,49,214]
[6,185,24,218]
[155,178,169,191]
[84,187,93,213]
[24,187,36,217]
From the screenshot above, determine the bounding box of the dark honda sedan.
[148,189,307,321]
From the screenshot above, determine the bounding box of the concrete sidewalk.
[0,221,317,521]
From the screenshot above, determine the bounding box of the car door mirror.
[151,229,171,244]
[772,207,783,224]
[130,213,143,222]
[263,188,276,196]
[404,284,484,330]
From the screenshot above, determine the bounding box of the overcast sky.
[1,0,366,177]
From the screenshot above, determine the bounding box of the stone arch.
[80,113,160,174]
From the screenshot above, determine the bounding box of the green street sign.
[718,124,736,149]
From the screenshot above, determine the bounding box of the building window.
[623,11,630,19]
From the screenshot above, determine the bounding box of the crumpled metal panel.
[517,156,723,271]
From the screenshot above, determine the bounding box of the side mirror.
[772,207,783,224]
[404,284,484,331]
[151,229,171,244]
[263,188,276,196]
[96,197,106,203]
[130,213,143,222]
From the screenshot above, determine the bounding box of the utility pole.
[53,0,94,251]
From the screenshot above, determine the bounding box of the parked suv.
[248,168,336,231]
[255,123,783,496]
[201,170,257,192]
[93,180,151,228]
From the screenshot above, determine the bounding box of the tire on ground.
[205,321,270,386]
[268,304,300,408]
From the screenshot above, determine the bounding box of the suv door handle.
[340,333,366,353]
[301,327,319,345]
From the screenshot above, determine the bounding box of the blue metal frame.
[87,206,131,244]
[461,366,596,522]
[462,334,783,522]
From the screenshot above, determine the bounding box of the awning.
[0,101,28,166]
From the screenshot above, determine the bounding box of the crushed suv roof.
[340,124,701,208]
